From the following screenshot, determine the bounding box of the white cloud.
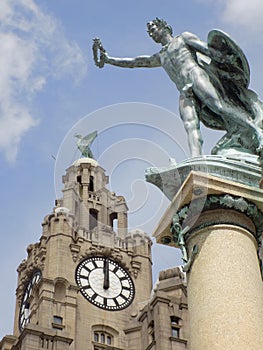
[221,0,263,32]
[0,0,87,163]
[198,0,263,32]
[0,107,37,163]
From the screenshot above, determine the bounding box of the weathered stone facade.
[0,158,189,350]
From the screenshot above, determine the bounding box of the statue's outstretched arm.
[92,38,161,68]
[106,53,161,68]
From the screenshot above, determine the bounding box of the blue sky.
[1,0,263,338]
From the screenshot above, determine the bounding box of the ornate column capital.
[153,171,263,272]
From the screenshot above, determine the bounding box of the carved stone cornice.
[79,245,123,264]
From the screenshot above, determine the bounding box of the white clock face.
[75,256,135,310]
[19,270,41,332]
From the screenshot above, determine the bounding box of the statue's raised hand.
[92,38,107,68]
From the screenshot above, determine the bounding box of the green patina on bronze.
[93,19,263,162]
[75,131,97,159]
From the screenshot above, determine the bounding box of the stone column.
[117,212,128,239]
[154,172,263,350]
[186,210,263,350]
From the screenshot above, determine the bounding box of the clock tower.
[8,156,152,350]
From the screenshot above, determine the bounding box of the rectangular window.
[171,327,180,338]
[52,316,64,330]
[89,209,98,230]
[170,316,181,338]
[53,316,63,325]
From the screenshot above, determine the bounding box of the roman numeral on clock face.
[92,260,98,269]
[82,285,91,290]
[79,274,89,280]
[122,286,130,291]
[91,292,98,301]
[82,265,91,273]
[112,266,119,274]
[113,298,119,306]
[119,293,128,301]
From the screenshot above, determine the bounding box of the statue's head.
[147,18,173,37]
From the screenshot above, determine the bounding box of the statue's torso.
[159,35,200,91]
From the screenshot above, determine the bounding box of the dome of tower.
[73,157,98,167]
[54,206,70,215]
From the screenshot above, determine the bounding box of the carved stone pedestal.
[153,171,263,350]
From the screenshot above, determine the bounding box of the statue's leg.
[191,68,224,114]
[192,68,257,128]
[179,90,203,157]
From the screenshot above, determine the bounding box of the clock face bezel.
[75,256,135,311]
[19,270,42,332]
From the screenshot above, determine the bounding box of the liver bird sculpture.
[75,131,98,158]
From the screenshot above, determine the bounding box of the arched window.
[107,336,112,345]
[92,324,117,349]
[93,331,113,347]
[100,333,105,343]
[94,333,99,342]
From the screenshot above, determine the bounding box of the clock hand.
[103,258,109,290]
